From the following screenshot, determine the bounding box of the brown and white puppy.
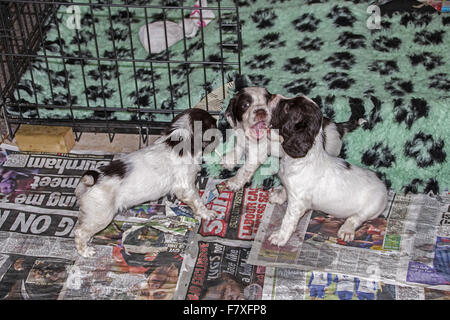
[74,108,218,257]
[267,96,387,246]
[222,87,364,191]
[222,87,279,190]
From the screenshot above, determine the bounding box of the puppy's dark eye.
[243,103,250,108]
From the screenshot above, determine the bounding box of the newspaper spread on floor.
[0,145,113,212]
[174,235,267,300]
[0,146,273,300]
[0,144,448,300]
[261,267,450,300]
[0,144,203,299]
[248,190,450,293]
[173,177,275,299]
[198,177,275,241]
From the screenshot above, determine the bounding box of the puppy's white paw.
[269,189,287,205]
[197,208,216,222]
[337,225,355,242]
[268,229,290,247]
[357,118,367,126]
[78,246,96,258]
[225,177,244,192]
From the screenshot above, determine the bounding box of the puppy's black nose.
[254,109,267,120]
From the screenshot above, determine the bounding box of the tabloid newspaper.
[199,178,275,241]
[174,235,266,300]
[172,177,276,300]
[248,190,450,293]
[0,145,112,212]
[261,267,431,300]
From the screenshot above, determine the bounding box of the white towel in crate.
[139,0,215,54]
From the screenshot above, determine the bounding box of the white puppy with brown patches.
[74,108,218,257]
[267,95,387,246]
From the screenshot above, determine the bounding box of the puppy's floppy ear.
[277,98,323,158]
[224,97,238,128]
[270,98,289,130]
[282,132,315,158]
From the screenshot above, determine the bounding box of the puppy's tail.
[80,170,100,186]
[335,118,366,137]
[75,170,100,197]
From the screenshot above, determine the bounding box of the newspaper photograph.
[0,253,74,299]
[261,267,431,300]
[61,215,195,300]
[175,234,266,300]
[59,246,186,300]
[0,199,199,299]
[249,190,450,292]
[198,178,275,241]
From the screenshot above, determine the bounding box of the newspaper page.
[0,195,200,299]
[198,178,275,241]
[175,234,266,300]
[172,179,277,300]
[0,144,113,212]
[262,267,430,300]
[0,144,209,220]
[0,144,205,300]
[118,172,209,221]
[249,190,450,292]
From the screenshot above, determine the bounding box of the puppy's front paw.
[268,229,290,247]
[225,177,245,192]
[337,225,355,242]
[269,189,287,205]
[196,208,216,222]
[358,118,367,126]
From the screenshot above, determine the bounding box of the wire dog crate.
[0,0,241,142]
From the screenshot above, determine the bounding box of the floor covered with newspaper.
[0,144,448,300]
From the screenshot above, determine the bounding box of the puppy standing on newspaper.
[268,94,388,246]
[74,109,218,257]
